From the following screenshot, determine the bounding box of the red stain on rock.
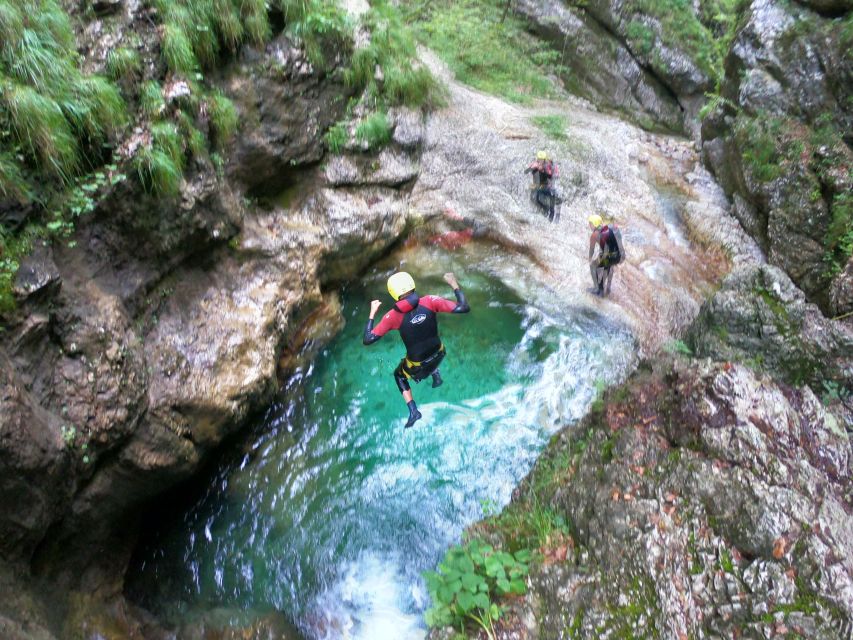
[429,228,474,250]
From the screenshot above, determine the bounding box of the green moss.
[0,223,41,313]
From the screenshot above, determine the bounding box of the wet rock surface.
[468,358,853,639]
[411,51,740,354]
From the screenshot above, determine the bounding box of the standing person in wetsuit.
[588,214,625,296]
[524,150,559,222]
[363,271,470,428]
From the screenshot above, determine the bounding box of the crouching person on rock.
[363,271,470,429]
[588,214,625,296]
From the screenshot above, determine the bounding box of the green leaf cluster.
[424,539,530,639]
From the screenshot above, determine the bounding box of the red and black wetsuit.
[363,289,469,391]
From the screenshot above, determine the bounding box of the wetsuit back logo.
[410,314,427,324]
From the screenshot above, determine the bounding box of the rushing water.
[127,242,637,639]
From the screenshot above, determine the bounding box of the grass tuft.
[0,151,31,201]
[134,145,182,196]
[345,0,441,109]
[106,47,142,81]
[207,91,239,147]
[140,80,164,117]
[0,1,25,48]
[2,80,80,180]
[162,24,198,74]
[355,111,391,149]
[151,121,184,170]
[324,121,348,153]
[531,114,568,141]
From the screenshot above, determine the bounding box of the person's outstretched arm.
[443,272,470,313]
[363,300,384,345]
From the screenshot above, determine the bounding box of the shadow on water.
[126,241,637,640]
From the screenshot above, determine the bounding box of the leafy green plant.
[60,424,76,446]
[698,91,737,120]
[821,380,851,406]
[424,538,530,640]
[663,339,693,356]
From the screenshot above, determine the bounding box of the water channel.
[127,241,638,639]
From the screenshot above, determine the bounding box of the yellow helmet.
[536,150,549,161]
[387,272,416,300]
[588,214,603,227]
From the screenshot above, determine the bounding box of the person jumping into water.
[363,271,470,428]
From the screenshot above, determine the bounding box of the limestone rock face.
[514,0,686,133]
[701,0,853,315]
[0,24,418,639]
[499,359,853,639]
[689,264,853,423]
[227,36,354,195]
[582,0,714,97]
